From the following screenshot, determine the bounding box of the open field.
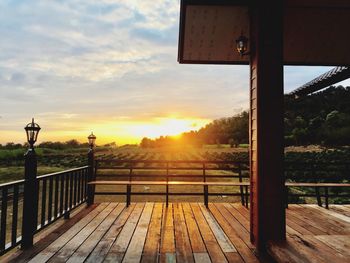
[1,145,349,204]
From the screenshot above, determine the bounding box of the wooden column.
[249,1,286,252]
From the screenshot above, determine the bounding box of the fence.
[0,158,349,256]
[0,166,89,255]
[93,159,250,206]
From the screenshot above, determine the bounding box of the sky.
[0,0,349,145]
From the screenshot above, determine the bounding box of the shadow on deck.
[4,203,350,263]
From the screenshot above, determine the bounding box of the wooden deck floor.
[5,203,350,263]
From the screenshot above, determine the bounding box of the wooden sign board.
[178,0,350,66]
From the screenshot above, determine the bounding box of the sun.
[128,117,209,139]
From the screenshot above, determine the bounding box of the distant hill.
[285,85,350,146]
[141,85,350,148]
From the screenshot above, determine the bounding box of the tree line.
[140,111,249,148]
[141,85,350,148]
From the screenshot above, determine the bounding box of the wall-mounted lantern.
[235,32,249,57]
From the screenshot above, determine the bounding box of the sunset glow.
[87,117,211,145]
[1,1,348,145]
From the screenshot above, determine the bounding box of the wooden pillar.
[21,148,39,249]
[249,1,286,252]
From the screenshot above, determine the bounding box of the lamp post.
[21,118,41,249]
[87,132,96,206]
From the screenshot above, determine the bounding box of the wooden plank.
[299,234,349,261]
[289,205,346,235]
[231,204,250,221]
[182,203,206,253]
[160,204,176,263]
[6,204,98,263]
[223,203,250,231]
[89,181,250,186]
[330,205,350,217]
[141,203,163,263]
[86,204,136,263]
[208,204,259,263]
[66,203,126,262]
[191,203,228,263]
[316,235,350,257]
[26,203,108,263]
[48,203,118,263]
[305,205,350,225]
[123,203,154,263]
[285,208,328,235]
[104,203,145,262]
[159,253,176,263]
[193,253,211,263]
[285,216,314,236]
[199,204,237,253]
[173,203,194,263]
[214,203,253,249]
[286,235,338,263]
[267,240,311,263]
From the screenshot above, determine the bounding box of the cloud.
[0,0,346,144]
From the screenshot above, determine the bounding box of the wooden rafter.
[288,66,350,97]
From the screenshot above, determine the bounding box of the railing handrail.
[36,166,89,180]
[95,159,249,164]
[0,179,25,188]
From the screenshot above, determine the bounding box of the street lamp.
[88,132,96,149]
[87,132,96,206]
[24,118,41,149]
[22,118,40,248]
[235,32,249,57]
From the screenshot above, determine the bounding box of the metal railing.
[285,162,350,207]
[93,159,250,205]
[0,166,89,255]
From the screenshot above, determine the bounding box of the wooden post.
[249,0,286,252]
[21,148,39,249]
[87,148,95,206]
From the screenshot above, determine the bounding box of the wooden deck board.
[86,203,136,263]
[191,203,229,263]
[141,203,163,263]
[173,203,194,263]
[104,203,145,262]
[6,203,350,263]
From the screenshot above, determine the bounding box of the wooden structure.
[4,203,350,263]
[177,0,350,252]
[90,159,250,207]
[288,66,350,97]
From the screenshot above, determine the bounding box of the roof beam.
[288,66,350,97]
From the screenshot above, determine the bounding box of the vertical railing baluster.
[77,171,81,204]
[73,171,77,206]
[60,173,64,217]
[166,162,169,207]
[69,172,73,211]
[0,187,8,250]
[81,169,85,201]
[64,173,70,219]
[48,176,53,223]
[11,185,19,246]
[203,163,208,208]
[238,163,245,206]
[83,168,87,200]
[325,187,329,209]
[41,179,47,227]
[54,175,59,219]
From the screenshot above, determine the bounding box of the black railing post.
[21,148,39,249]
[87,148,95,206]
[237,163,245,206]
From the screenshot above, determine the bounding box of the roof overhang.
[178,0,350,66]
